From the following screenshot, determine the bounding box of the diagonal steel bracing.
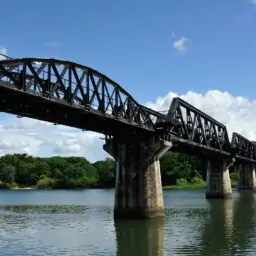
[0,57,255,162]
[231,132,256,162]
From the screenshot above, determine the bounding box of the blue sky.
[1,0,256,103]
[1,0,256,161]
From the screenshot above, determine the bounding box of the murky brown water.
[0,189,255,255]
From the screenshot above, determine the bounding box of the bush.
[0,180,10,189]
[35,177,56,189]
[230,172,238,182]
[7,182,18,189]
[191,177,205,185]
[176,178,188,185]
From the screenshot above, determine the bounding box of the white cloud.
[0,48,7,60]
[146,90,256,141]
[250,0,256,5]
[172,37,188,54]
[0,90,255,161]
[0,116,107,162]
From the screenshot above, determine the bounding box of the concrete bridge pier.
[238,163,256,190]
[205,157,235,199]
[103,136,172,219]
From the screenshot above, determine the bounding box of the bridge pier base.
[238,163,256,190]
[103,137,172,220]
[206,157,233,199]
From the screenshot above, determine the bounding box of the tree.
[93,158,115,188]
[0,152,206,189]
[0,163,15,183]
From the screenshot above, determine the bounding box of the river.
[0,189,255,255]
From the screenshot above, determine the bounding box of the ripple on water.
[0,204,115,256]
[0,190,256,255]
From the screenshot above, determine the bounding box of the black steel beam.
[0,57,255,162]
[156,97,231,154]
[0,58,165,132]
[231,132,256,162]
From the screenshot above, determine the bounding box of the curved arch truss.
[155,97,231,155]
[231,132,256,162]
[1,57,255,161]
[0,58,167,133]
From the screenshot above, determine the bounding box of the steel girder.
[0,57,255,161]
[156,97,231,155]
[0,58,168,133]
[231,133,256,162]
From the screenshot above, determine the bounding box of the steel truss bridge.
[0,55,254,163]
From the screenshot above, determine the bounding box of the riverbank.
[163,183,205,189]
[0,153,240,193]
[11,187,33,190]
[163,181,238,189]
[3,184,205,190]
[1,181,238,190]
[7,183,239,190]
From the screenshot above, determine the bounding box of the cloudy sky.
[1,0,256,162]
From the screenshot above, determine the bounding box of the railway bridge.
[0,54,255,219]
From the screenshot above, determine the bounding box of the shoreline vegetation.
[0,153,239,190]
[8,183,239,190]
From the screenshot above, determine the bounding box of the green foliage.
[0,152,206,189]
[93,158,115,188]
[229,171,238,187]
[0,180,11,189]
[190,176,205,185]
[35,175,56,189]
[0,163,15,183]
[160,152,204,185]
[230,172,238,182]
[176,178,188,185]
[0,153,116,189]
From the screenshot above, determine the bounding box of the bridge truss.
[156,97,231,155]
[231,133,256,163]
[0,58,167,135]
[0,56,255,162]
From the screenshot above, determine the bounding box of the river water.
[0,189,255,255]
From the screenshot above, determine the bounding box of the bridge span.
[0,55,255,219]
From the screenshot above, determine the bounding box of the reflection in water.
[0,204,115,256]
[1,190,256,255]
[198,199,234,255]
[232,192,256,254]
[115,217,164,256]
[178,193,256,256]
[177,199,234,255]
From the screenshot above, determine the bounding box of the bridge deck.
[0,81,153,137]
[0,57,255,162]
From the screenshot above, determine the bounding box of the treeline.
[0,153,237,189]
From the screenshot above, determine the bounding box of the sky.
[1,0,256,162]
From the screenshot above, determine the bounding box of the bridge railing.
[1,57,256,161]
[154,97,231,154]
[0,53,12,60]
[230,132,256,162]
[0,58,170,131]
